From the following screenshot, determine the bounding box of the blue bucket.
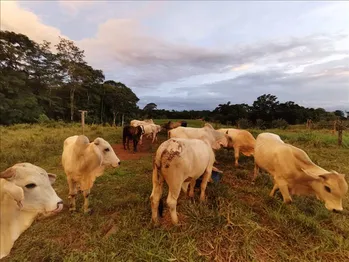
[195,170,223,188]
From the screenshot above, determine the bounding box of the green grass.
[1,120,349,261]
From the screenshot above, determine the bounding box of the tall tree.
[143,102,157,118]
[251,94,279,122]
[103,80,139,125]
[55,37,86,121]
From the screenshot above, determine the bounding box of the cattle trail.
[111,138,157,160]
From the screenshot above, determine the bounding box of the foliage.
[237,118,253,129]
[271,118,289,129]
[0,30,139,125]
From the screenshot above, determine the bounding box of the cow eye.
[324,186,331,193]
[25,183,37,189]
[104,148,110,152]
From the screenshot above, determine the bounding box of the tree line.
[0,30,139,125]
[0,30,347,127]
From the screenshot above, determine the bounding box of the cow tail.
[152,158,164,217]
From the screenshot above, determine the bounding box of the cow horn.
[0,167,16,178]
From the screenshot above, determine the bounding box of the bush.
[237,118,252,129]
[37,114,51,124]
[271,119,289,129]
[255,119,267,130]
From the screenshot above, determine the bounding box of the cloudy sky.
[1,1,348,111]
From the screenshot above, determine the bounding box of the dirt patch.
[111,137,161,161]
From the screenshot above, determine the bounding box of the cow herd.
[0,120,348,258]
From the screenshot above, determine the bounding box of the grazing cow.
[140,124,162,144]
[254,132,348,211]
[130,119,154,127]
[150,138,215,225]
[168,123,231,150]
[62,135,121,213]
[217,128,256,167]
[123,125,143,152]
[0,163,63,259]
[162,120,187,130]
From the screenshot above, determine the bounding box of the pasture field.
[1,120,349,262]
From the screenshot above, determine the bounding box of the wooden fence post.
[337,120,343,147]
[306,119,313,130]
[79,110,88,135]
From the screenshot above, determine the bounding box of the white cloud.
[58,1,97,16]
[0,1,68,46]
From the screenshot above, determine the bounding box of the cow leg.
[234,147,240,167]
[277,180,292,204]
[126,137,130,150]
[269,183,279,197]
[150,169,164,225]
[83,189,92,214]
[167,182,182,225]
[152,133,155,143]
[199,168,213,202]
[188,179,196,198]
[133,138,138,152]
[67,177,77,212]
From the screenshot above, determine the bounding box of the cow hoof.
[284,199,292,205]
[84,208,94,215]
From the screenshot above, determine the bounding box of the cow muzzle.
[112,161,121,168]
[53,201,64,213]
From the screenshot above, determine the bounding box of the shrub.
[37,114,51,124]
[271,119,289,129]
[255,119,267,130]
[237,118,252,129]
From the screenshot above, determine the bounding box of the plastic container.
[195,170,223,188]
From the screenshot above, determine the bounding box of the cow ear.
[0,167,16,179]
[302,168,320,180]
[318,173,330,182]
[47,173,57,185]
[94,138,101,146]
[2,180,24,203]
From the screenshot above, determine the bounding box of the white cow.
[130,119,154,127]
[140,124,162,144]
[0,163,63,259]
[62,135,120,213]
[150,138,216,225]
[168,123,231,150]
[254,132,348,211]
[218,128,256,167]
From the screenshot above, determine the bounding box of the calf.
[62,135,121,213]
[0,163,63,259]
[217,128,256,167]
[140,124,162,144]
[150,138,215,225]
[123,125,143,152]
[254,132,348,211]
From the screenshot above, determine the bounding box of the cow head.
[93,137,121,168]
[303,169,348,212]
[0,163,63,215]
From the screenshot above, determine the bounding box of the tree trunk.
[70,87,75,121]
[112,111,116,126]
